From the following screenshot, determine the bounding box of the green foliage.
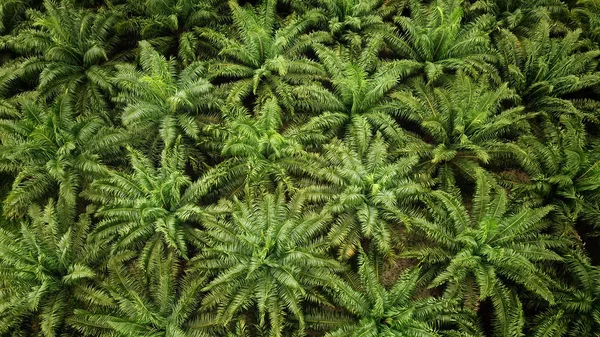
[70,250,217,337]
[0,0,599,336]
[297,44,421,148]
[192,187,345,336]
[197,99,320,198]
[405,172,566,324]
[572,0,600,44]
[465,0,569,34]
[321,252,484,337]
[531,252,600,337]
[201,0,329,111]
[126,0,228,64]
[509,123,600,231]
[86,138,202,259]
[387,0,497,83]
[317,0,401,52]
[0,201,106,337]
[0,98,126,221]
[494,22,600,135]
[7,0,123,115]
[319,134,423,257]
[0,0,35,35]
[113,40,216,151]
[393,72,531,187]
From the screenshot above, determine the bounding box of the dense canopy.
[0,0,599,336]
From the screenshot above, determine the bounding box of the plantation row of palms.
[0,0,599,336]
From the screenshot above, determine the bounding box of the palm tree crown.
[70,250,217,337]
[321,252,484,337]
[393,72,531,188]
[494,22,600,136]
[0,98,125,220]
[87,139,202,259]
[9,0,122,114]
[318,134,423,257]
[0,201,105,337]
[297,44,420,149]
[201,0,329,112]
[405,171,566,313]
[192,187,346,337]
[113,40,216,150]
[387,0,497,83]
[126,0,228,64]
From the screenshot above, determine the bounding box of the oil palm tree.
[404,171,566,315]
[295,44,421,149]
[316,0,401,53]
[200,0,330,112]
[126,0,228,64]
[317,134,424,258]
[191,187,346,337]
[113,40,216,151]
[70,249,220,337]
[192,99,320,200]
[494,22,600,136]
[387,0,497,83]
[0,98,126,221]
[86,138,203,259]
[531,252,600,337]
[9,0,123,116]
[508,122,600,233]
[392,73,532,189]
[579,139,600,230]
[316,252,484,337]
[0,201,108,337]
[463,0,569,35]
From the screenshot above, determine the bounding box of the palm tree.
[494,22,600,137]
[463,0,569,35]
[191,187,346,337]
[579,139,600,231]
[392,72,532,189]
[386,0,497,83]
[531,252,600,337]
[113,40,217,151]
[506,122,600,233]
[0,201,108,337]
[0,98,126,221]
[295,44,421,149]
[200,0,330,112]
[86,138,203,259]
[70,249,220,337]
[314,252,484,337]
[126,0,228,64]
[193,99,320,199]
[8,0,123,116]
[404,171,566,318]
[572,0,600,44]
[316,0,401,53]
[317,134,424,258]
[0,0,36,35]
